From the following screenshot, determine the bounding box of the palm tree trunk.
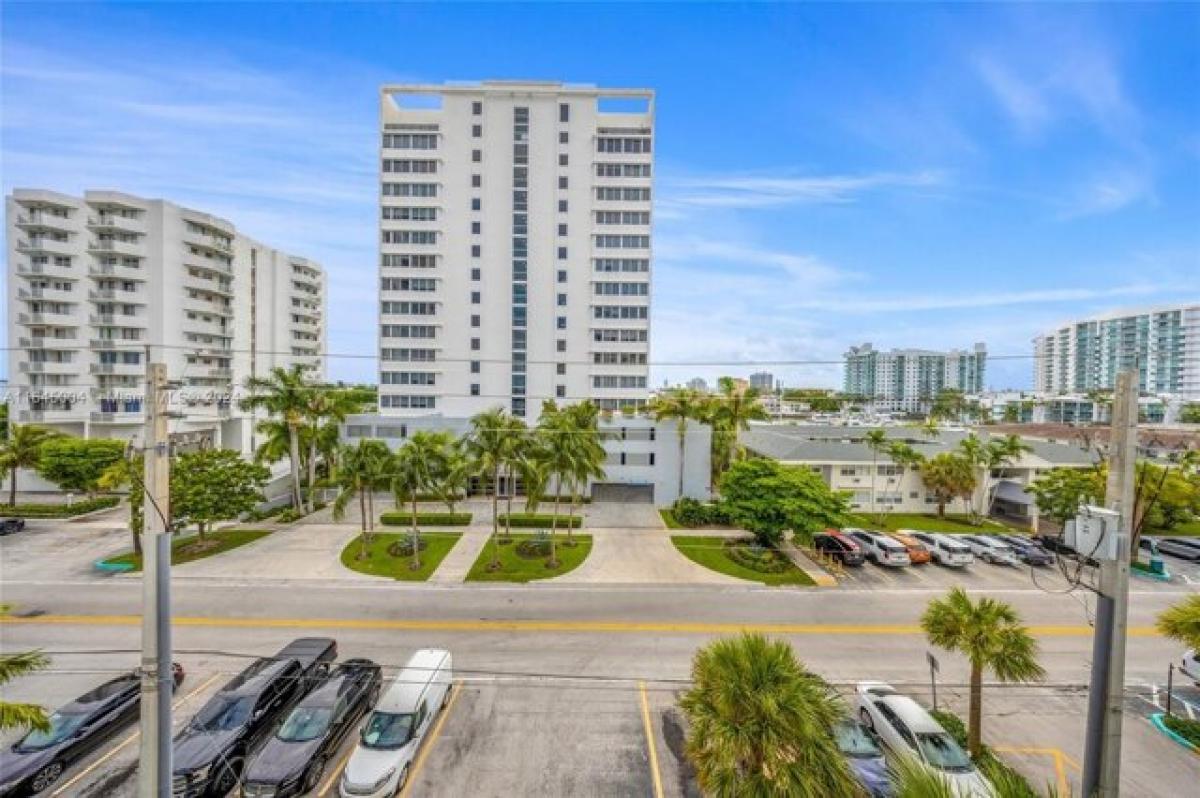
[9,465,17,507]
[505,465,514,540]
[358,487,368,560]
[366,487,375,541]
[307,436,318,514]
[677,423,687,501]
[410,494,420,571]
[871,451,879,522]
[287,423,303,511]
[548,489,561,568]
[968,661,983,758]
[937,499,946,518]
[565,481,577,547]
[489,468,500,569]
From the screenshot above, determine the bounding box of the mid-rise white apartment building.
[377,81,653,420]
[1033,303,1200,399]
[6,189,326,453]
[843,342,987,413]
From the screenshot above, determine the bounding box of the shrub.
[387,537,430,557]
[725,540,791,573]
[1164,714,1200,747]
[380,512,472,526]
[515,538,553,558]
[496,513,582,529]
[0,496,120,517]
[670,498,730,527]
[394,492,464,503]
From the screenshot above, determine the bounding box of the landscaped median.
[0,496,121,518]
[339,531,462,581]
[99,527,271,571]
[380,511,472,526]
[466,533,592,582]
[671,536,815,586]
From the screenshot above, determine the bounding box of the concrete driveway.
[549,528,745,585]
[0,513,133,582]
[171,523,374,581]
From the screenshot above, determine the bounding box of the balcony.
[15,210,73,231]
[18,287,77,303]
[19,408,79,423]
[185,272,234,296]
[90,362,143,377]
[89,288,146,303]
[88,238,142,258]
[183,315,232,337]
[19,336,77,349]
[206,367,233,379]
[20,361,77,375]
[17,311,78,327]
[89,314,145,328]
[16,236,73,256]
[186,229,233,255]
[16,261,76,279]
[89,262,147,281]
[86,213,145,234]
[292,317,321,332]
[90,410,144,424]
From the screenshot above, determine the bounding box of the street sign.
[927,652,940,711]
[927,652,939,673]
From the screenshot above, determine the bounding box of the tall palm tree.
[1,424,60,507]
[706,377,768,482]
[463,408,514,570]
[0,644,50,733]
[650,388,705,501]
[302,389,359,512]
[921,588,1045,757]
[562,401,606,546]
[241,365,314,511]
[332,440,392,560]
[680,633,859,797]
[499,415,529,540]
[1156,595,1200,651]
[538,406,575,568]
[981,434,1034,519]
[880,442,924,519]
[391,432,446,571]
[863,429,889,521]
[435,441,470,515]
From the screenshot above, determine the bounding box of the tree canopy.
[719,459,849,546]
[172,448,270,539]
[35,437,125,495]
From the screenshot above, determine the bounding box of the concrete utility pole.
[1082,367,1136,798]
[138,357,173,797]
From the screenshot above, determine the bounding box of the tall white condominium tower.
[843,342,987,413]
[378,81,653,420]
[6,189,326,453]
[1033,303,1200,399]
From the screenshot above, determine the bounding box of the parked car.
[834,719,892,797]
[854,682,992,797]
[813,530,866,567]
[0,665,184,797]
[340,649,453,798]
[173,638,337,797]
[1157,538,1200,561]
[888,532,931,565]
[845,529,911,567]
[0,518,26,536]
[908,533,974,568]
[997,535,1055,566]
[242,659,382,798]
[958,535,1020,566]
[1181,649,1200,685]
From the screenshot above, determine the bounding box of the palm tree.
[980,435,1034,519]
[706,377,768,480]
[1,424,60,507]
[538,406,575,568]
[650,388,705,501]
[516,447,549,514]
[332,440,392,560]
[499,415,529,541]
[98,455,145,556]
[880,442,924,520]
[302,389,359,512]
[679,633,859,797]
[435,441,470,515]
[921,588,1045,757]
[863,429,889,521]
[1156,595,1200,651]
[561,401,606,547]
[241,365,314,511]
[0,644,50,733]
[391,432,446,571]
[919,454,977,518]
[463,408,514,570]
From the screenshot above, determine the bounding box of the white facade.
[377,81,653,422]
[843,342,987,413]
[1033,303,1200,399]
[6,189,326,454]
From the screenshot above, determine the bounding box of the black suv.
[172,638,336,797]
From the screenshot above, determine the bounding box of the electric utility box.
[1064,505,1122,562]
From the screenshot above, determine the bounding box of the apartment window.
[558,246,568,260]
[381,372,437,386]
[555,224,567,237]
[471,268,481,281]
[382,231,438,245]
[559,103,570,122]
[383,159,437,173]
[471,384,480,396]
[382,207,438,221]
[557,316,567,330]
[382,254,437,269]
[471,337,481,351]
[558,176,568,189]
[557,270,567,283]
[558,199,568,212]
[559,130,569,144]
[470,360,480,374]
[471,245,481,257]
[383,183,438,197]
[471,291,481,304]
[472,149,481,162]
[381,395,436,410]
[556,385,566,398]
[557,339,567,352]
[471,314,481,327]
[471,174,481,188]
[472,100,483,115]
[471,221,481,234]
[472,124,482,137]
[558,154,568,166]
[557,293,567,306]
[556,363,566,375]
[471,198,481,211]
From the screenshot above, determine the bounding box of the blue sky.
[3,2,1198,390]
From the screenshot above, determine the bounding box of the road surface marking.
[994,746,1079,795]
[318,740,358,797]
[398,683,460,798]
[50,672,222,796]
[638,681,665,798]
[0,613,1163,637]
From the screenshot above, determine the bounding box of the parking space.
[0,516,132,582]
[834,557,1077,591]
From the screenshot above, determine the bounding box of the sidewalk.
[428,527,492,583]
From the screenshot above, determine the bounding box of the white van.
[339,648,453,798]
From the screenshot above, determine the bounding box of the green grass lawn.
[1149,519,1200,537]
[659,509,683,529]
[671,536,815,586]
[465,533,592,582]
[102,527,272,571]
[847,513,1018,534]
[339,531,461,581]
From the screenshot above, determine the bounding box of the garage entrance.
[591,482,655,504]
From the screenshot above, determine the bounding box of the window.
[556,363,566,375]
[596,163,651,178]
[382,207,437,221]
[382,231,437,245]
[559,154,568,166]
[557,293,567,306]
[594,258,649,273]
[595,211,650,225]
[471,198,481,211]
[559,103,570,122]
[382,254,437,269]
[472,124,482,137]
[597,136,652,153]
[558,223,568,236]
[471,291,480,304]
[556,316,567,330]
[381,325,437,339]
[381,301,437,315]
[383,183,438,197]
[383,159,437,173]
[472,149,481,162]
[559,130,568,144]
[471,268,481,280]
[380,395,436,409]
[557,339,567,352]
[557,270,567,283]
[471,221,481,234]
[470,383,480,396]
[596,187,651,202]
[381,348,436,362]
[593,305,648,320]
[556,385,566,398]
[471,174,481,188]
[594,234,650,249]
[558,176,568,189]
[381,372,436,386]
[558,199,568,212]
[383,133,438,149]
[471,337,480,351]
[471,245,481,258]
[472,101,482,115]
[381,277,436,291]
[470,361,480,374]
[593,375,648,389]
[594,282,649,296]
[471,314,480,327]
[592,328,648,343]
[558,246,568,260]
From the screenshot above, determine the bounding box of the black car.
[172,638,337,797]
[0,518,26,536]
[813,531,866,567]
[1157,537,1200,561]
[0,665,184,797]
[241,659,382,798]
[998,535,1056,566]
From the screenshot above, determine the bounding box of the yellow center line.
[398,683,461,798]
[50,672,222,796]
[0,613,1164,637]
[639,681,665,798]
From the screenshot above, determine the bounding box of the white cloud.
[659,169,946,209]
[1057,169,1153,219]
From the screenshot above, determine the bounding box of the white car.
[1182,649,1200,684]
[340,649,452,798]
[959,535,1020,566]
[846,529,912,567]
[855,682,992,798]
[908,532,974,568]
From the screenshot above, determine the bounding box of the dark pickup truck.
[171,638,337,797]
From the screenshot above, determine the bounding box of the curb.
[1131,566,1172,582]
[1150,713,1200,754]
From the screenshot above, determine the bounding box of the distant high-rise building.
[1033,304,1200,398]
[686,377,708,392]
[378,81,654,420]
[843,342,986,413]
[6,189,325,453]
[749,371,774,391]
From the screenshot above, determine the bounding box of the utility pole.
[1082,367,1136,798]
[138,357,173,797]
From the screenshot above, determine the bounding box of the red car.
[813,529,866,567]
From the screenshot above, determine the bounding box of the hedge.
[497,513,582,529]
[1164,714,1200,748]
[0,496,120,518]
[394,493,465,503]
[381,511,472,527]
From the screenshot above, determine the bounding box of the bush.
[0,496,120,517]
[380,511,472,526]
[394,492,464,503]
[1164,714,1200,747]
[725,540,792,573]
[497,513,582,529]
[515,538,553,558]
[670,498,730,527]
[387,536,430,557]
[930,709,1038,794]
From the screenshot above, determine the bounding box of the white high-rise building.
[1033,303,1200,398]
[6,189,326,453]
[377,81,653,420]
[843,342,987,413]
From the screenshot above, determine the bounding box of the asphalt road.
[2,577,1197,795]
